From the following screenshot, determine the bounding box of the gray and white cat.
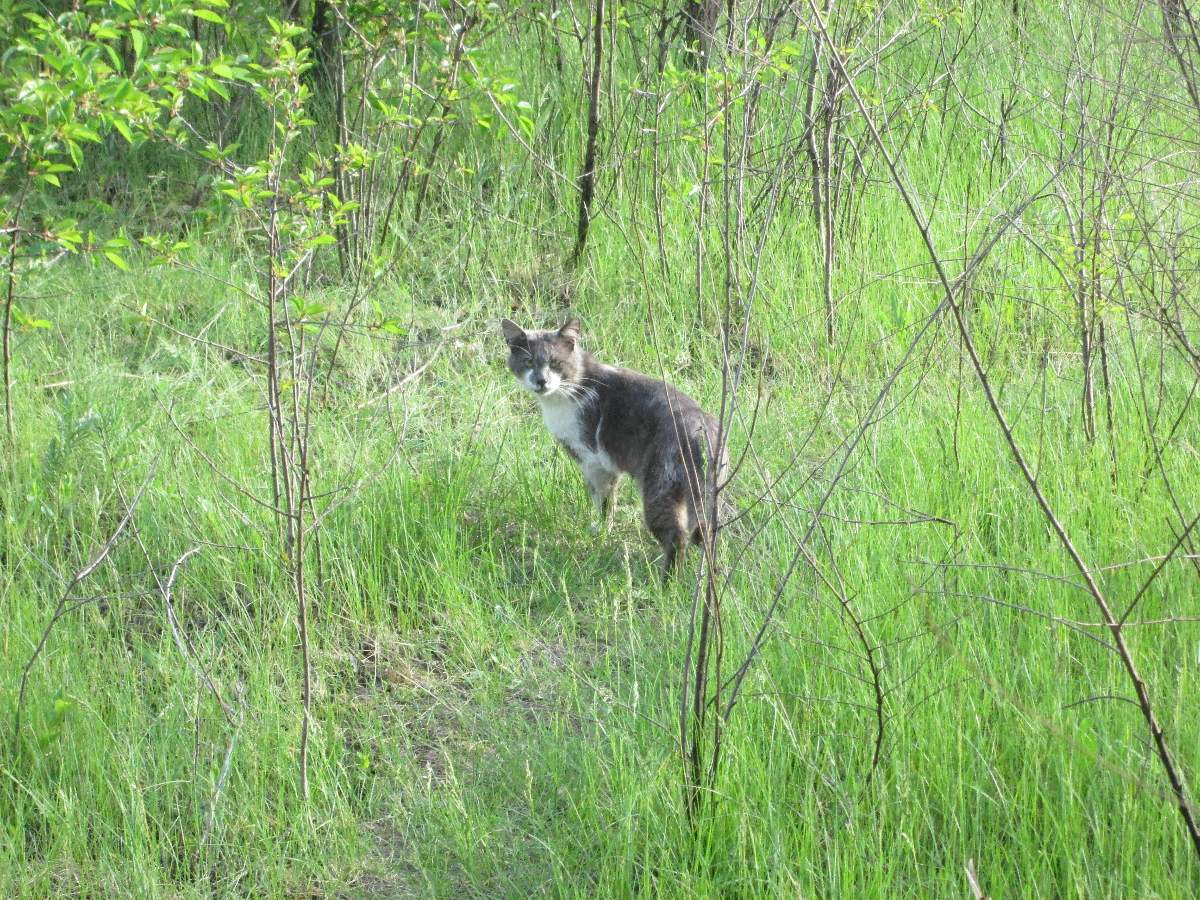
[502,317,728,578]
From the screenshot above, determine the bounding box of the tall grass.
[2,2,1199,896]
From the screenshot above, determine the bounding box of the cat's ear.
[501,318,528,348]
[558,317,581,351]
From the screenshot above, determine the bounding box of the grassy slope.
[3,4,1200,897]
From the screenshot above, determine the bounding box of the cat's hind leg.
[644,489,695,582]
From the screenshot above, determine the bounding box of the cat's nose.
[532,374,547,391]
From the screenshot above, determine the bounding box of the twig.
[126,532,235,724]
[570,0,606,265]
[965,858,989,900]
[14,458,159,737]
[355,341,443,410]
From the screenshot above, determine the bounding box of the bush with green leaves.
[0,0,254,436]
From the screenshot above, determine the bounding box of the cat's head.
[501,318,583,397]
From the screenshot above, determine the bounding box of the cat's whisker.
[557,390,585,411]
[565,389,596,406]
[560,382,597,406]
[556,385,590,412]
[568,380,599,399]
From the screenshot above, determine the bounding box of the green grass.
[3,3,1200,897]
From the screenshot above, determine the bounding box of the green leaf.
[104,251,130,271]
[11,306,53,330]
[190,8,226,24]
[72,125,103,143]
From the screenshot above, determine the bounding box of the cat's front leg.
[584,464,618,533]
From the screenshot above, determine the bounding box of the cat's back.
[588,358,717,450]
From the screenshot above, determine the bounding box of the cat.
[501,317,728,579]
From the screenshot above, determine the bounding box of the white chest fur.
[539,396,617,475]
